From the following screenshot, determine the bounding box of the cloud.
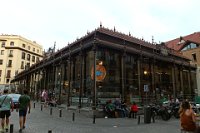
[0,0,200,49]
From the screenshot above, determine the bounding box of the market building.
[11,26,197,109]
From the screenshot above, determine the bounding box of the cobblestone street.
[6,102,182,133]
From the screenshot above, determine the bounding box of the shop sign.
[91,65,106,81]
[144,84,149,92]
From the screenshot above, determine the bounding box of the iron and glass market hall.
[11,26,197,108]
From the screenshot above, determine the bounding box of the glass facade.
[125,54,139,103]
[96,48,121,98]
[55,48,197,106]
[12,28,197,109]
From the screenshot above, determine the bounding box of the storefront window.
[70,56,82,106]
[182,70,190,98]
[154,61,173,101]
[190,71,197,96]
[125,54,139,103]
[84,51,94,105]
[174,66,181,97]
[96,48,121,100]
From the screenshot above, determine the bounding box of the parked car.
[8,94,21,109]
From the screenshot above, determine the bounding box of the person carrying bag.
[0,89,14,132]
[0,96,7,108]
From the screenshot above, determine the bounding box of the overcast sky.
[0,0,199,50]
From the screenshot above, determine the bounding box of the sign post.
[144,85,149,105]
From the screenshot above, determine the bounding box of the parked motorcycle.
[150,104,171,121]
[169,102,180,119]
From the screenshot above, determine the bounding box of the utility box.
[144,106,151,124]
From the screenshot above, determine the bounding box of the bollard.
[10,124,14,133]
[72,112,75,121]
[152,115,155,123]
[48,130,52,133]
[137,115,140,125]
[59,109,62,117]
[50,108,52,115]
[93,115,96,124]
[41,104,43,111]
[34,103,35,108]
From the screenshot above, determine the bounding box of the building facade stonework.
[0,34,43,91]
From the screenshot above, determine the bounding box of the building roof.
[0,34,43,48]
[96,27,155,48]
[13,26,195,81]
[165,32,200,51]
[95,27,190,60]
[56,26,188,60]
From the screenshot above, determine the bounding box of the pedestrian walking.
[41,89,48,107]
[18,90,31,133]
[0,89,14,133]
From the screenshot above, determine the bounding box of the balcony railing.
[6,75,11,78]
[8,54,13,57]
[7,64,12,67]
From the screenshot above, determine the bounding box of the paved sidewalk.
[7,102,181,133]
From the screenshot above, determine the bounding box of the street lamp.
[58,72,61,105]
[143,70,148,105]
[144,70,148,75]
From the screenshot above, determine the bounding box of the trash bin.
[144,106,151,123]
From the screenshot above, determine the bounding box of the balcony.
[25,65,30,70]
[6,75,11,78]
[21,65,24,69]
[7,64,12,67]
[8,54,13,57]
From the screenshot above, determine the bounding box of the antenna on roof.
[180,36,183,41]
[129,32,131,36]
[54,41,56,52]
[152,36,154,44]
[87,30,90,34]
[114,26,116,32]
[100,22,102,28]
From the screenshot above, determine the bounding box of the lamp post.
[36,72,39,102]
[143,70,149,105]
[58,71,61,105]
[93,50,97,110]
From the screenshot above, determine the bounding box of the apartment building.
[0,34,43,91]
[165,32,200,95]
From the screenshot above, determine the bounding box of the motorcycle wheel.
[161,111,171,121]
[174,112,180,118]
